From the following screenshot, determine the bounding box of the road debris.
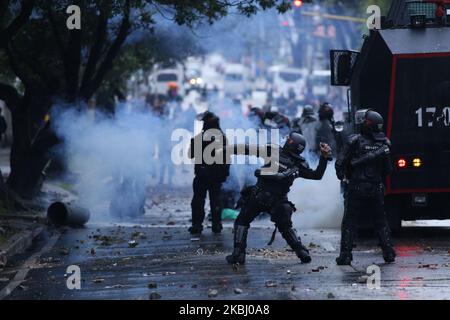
[265,280,278,288]
[357,275,369,283]
[59,248,70,256]
[234,288,243,294]
[149,292,161,300]
[312,266,325,272]
[207,289,218,298]
[128,240,138,248]
[418,264,438,269]
[105,284,129,289]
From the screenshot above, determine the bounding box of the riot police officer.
[188,111,230,234]
[315,102,337,157]
[226,132,332,265]
[335,109,396,265]
[291,105,317,134]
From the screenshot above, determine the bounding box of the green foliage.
[0,0,294,104]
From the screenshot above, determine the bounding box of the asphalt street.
[1,189,449,300]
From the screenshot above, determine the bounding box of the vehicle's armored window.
[406,2,436,19]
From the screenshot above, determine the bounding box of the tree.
[0,0,293,201]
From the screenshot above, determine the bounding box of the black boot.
[226,225,248,264]
[377,226,396,263]
[336,228,353,265]
[280,228,311,263]
[188,225,203,235]
[211,209,223,234]
[212,222,223,234]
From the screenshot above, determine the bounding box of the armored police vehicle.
[331,0,450,229]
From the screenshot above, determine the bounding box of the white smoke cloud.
[51,102,187,221]
[291,159,344,229]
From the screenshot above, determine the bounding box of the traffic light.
[293,0,303,8]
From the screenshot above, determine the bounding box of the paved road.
[1,191,450,300]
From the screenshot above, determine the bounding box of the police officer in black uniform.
[315,102,337,157]
[188,111,230,234]
[226,132,332,265]
[335,109,396,265]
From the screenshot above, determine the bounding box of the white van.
[149,66,185,96]
[268,66,308,101]
[223,64,250,97]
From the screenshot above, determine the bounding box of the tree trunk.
[7,87,54,199]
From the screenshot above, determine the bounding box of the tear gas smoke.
[51,102,193,221]
[291,159,344,229]
[51,96,343,228]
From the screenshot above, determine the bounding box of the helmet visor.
[355,109,370,125]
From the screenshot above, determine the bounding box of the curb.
[0,224,45,268]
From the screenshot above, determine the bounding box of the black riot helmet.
[318,102,334,121]
[302,105,315,118]
[283,132,307,156]
[355,109,384,134]
[197,111,220,130]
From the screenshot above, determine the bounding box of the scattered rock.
[308,242,320,249]
[59,248,70,256]
[265,280,277,288]
[218,279,228,286]
[40,257,61,264]
[234,288,243,294]
[97,236,112,246]
[312,266,325,272]
[149,292,161,300]
[418,264,438,269]
[327,292,335,299]
[90,248,96,255]
[208,289,218,298]
[92,278,105,283]
[286,269,291,274]
[357,275,369,283]
[148,282,157,289]
[128,240,138,248]
[105,284,128,289]
[167,221,176,226]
